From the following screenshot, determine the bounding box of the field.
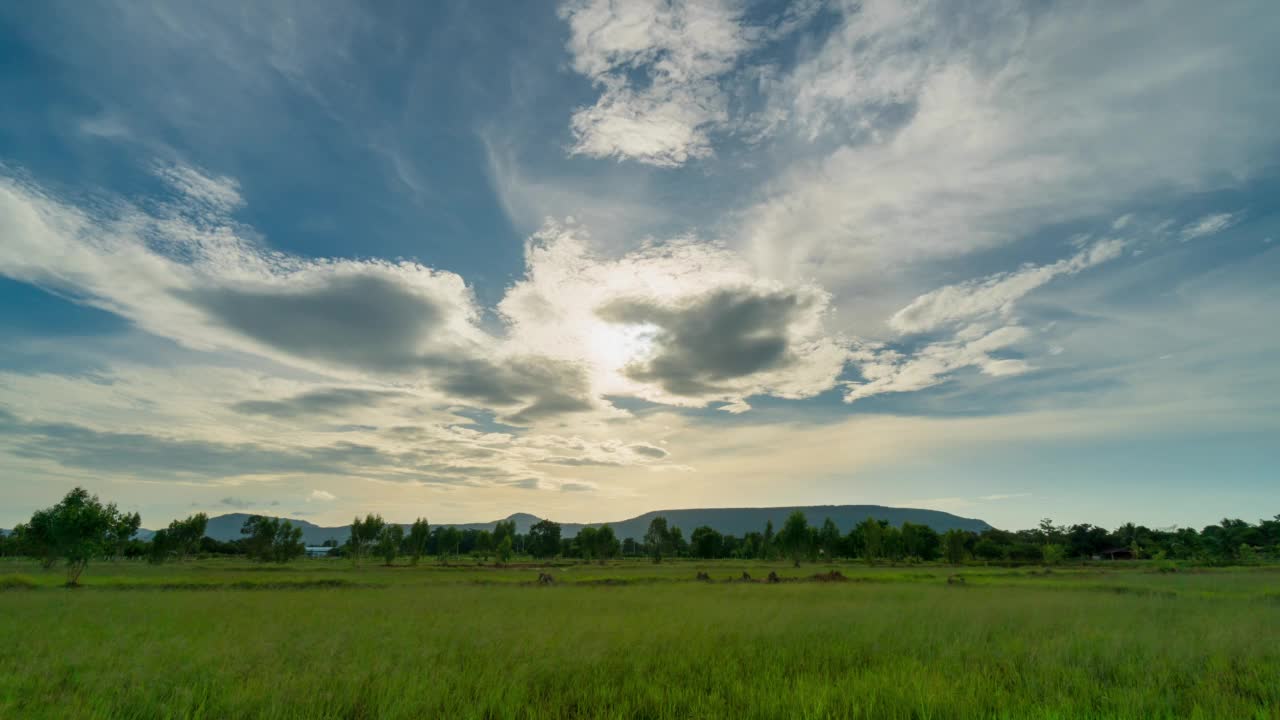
[2,558,1279,719]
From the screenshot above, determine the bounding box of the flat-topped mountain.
[168,505,992,545]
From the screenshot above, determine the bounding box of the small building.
[1099,547,1135,560]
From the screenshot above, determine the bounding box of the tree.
[943,529,969,565]
[24,487,128,585]
[901,522,940,561]
[645,516,670,564]
[406,518,430,565]
[167,513,208,561]
[576,526,599,562]
[438,526,462,563]
[691,526,723,559]
[817,518,841,562]
[762,520,775,560]
[594,524,619,564]
[496,535,513,565]
[348,514,385,567]
[493,519,516,548]
[474,530,493,562]
[528,520,562,559]
[778,511,810,567]
[376,524,404,566]
[857,517,883,565]
[109,512,141,560]
[241,515,305,563]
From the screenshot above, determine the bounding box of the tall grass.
[3,563,1279,718]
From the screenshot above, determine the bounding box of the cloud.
[628,443,668,459]
[599,287,821,396]
[500,223,850,408]
[220,496,252,509]
[844,325,1033,403]
[742,0,1280,302]
[231,388,404,419]
[558,0,754,166]
[889,241,1125,334]
[1180,212,1240,241]
[180,271,461,373]
[308,490,336,502]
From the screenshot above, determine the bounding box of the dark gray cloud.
[231,387,403,418]
[598,288,813,396]
[628,443,668,458]
[184,273,597,423]
[180,273,444,372]
[425,354,596,425]
[559,482,595,493]
[220,496,252,508]
[0,407,478,484]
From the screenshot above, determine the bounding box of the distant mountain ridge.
[153,505,992,545]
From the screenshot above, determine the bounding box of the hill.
[173,505,991,544]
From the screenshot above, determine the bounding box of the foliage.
[240,516,305,563]
[406,518,430,566]
[527,520,561,559]
[16,487,131,585]
[376,525,403,566]
[778,511,811,567]
[348,514,385,567]
[645,517,671,563]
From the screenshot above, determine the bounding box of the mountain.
[166,505,990,544]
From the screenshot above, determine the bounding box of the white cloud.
[559,0,754,166]
[1180,212,1240,241]
[740,0,1280,303]
[844,324,1033,403]
[308,490,336,502]
[889,240,1124,334]
[500,222,850,408]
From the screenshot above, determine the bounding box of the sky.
[1,0,1278,531]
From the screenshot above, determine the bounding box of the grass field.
[3,558,1279,719]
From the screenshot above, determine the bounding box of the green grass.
[2,558,1279,719]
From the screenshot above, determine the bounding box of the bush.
[0,574,38,590]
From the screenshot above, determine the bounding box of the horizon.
[2,1,1278,532]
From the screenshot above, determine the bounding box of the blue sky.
[1,0,1277,530]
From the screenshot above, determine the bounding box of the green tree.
[528,520,562,559]
[493,519,516,548]
[943,529,969,565]
[645,516,670,563]
[438,526,462,563]
[496,535,514,564]
[109,511,141,560]
[778,511,810,567]
[762,520,775,560]
[166,513,208,561]
[594,524,619,564]
[474,530,493,562]
[376,524,403,566]
[857,517,883,565]
[24,487,128,585]
[691,525,723,559]
[348,514,385,567]
[576,526,599,562]
[406,518,430,565]
[240,515,305,563]
[817,518,841,562]
[1041,543,1066,565]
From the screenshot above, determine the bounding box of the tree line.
[3,488,1278,584]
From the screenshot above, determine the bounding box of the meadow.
[2,558,1279,719]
